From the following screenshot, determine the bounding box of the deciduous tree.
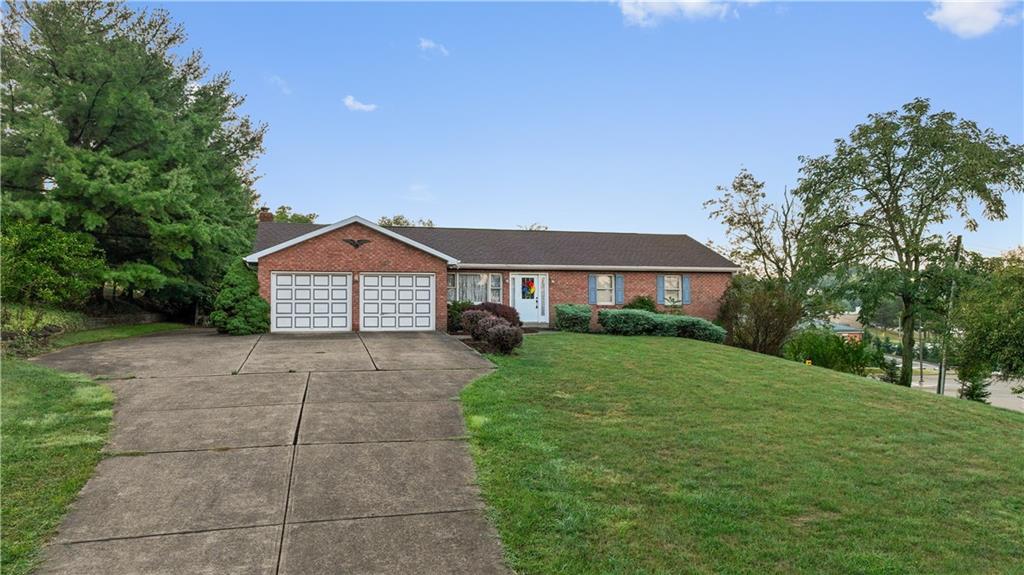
[953,248,1024,396]
[272,205,318,223]
[377,215,434,227]
[795,98,1023,386]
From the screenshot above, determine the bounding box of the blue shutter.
[682,275,692,304]
[588,274,597,305]
[656,275,665,305]
[614,274,625,305]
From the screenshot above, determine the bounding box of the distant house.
[830,322,864,342]
[244,214,739,332]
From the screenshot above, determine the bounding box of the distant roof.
[251,221,738,270]
[830,323,864,334]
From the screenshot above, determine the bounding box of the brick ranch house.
[244,214,739,332]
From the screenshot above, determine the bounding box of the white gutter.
[452,263,741,273]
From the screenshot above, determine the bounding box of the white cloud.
[418,37,449,57]
[619,0,739,26]
[403,183,436,203]
[343,95,378,112]
[926,0,1020,38]
[266,75,292,96]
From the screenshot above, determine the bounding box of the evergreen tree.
[2,1,266,311]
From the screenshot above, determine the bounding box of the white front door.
[510,273,548,324]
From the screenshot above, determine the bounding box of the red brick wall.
[257,223,449,331]
[454,269,731,325]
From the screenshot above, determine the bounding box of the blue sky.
[159,1,1023,256]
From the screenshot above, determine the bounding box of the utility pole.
[937,235,962,396]
[919,328,925,386]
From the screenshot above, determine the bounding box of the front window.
[447,273,502,304]
[664,275,682,306]
[490,273,503,303]
[596,274,615,305]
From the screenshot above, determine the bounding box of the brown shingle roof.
[251,222,737,269]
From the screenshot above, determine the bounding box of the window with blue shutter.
[682,275,692,304]
[656,275,665,305]
[588,274,597,305]
[614,274,625,305]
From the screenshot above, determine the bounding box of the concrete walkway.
[34,329,509,575]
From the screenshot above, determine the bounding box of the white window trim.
[595,274,615,306]
[489,273,503,304]
[664,275,683,306]
[448,272,503,304]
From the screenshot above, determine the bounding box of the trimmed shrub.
[598,309,659,336]
[487,324,524,354]
[671,315,727,343]
[468,302,521,326]
[554,304,592,333]
[460,310,493,340]
[648,314,682,337]
[474,315,510,341]
[210,260,270,335]
[598,309,726,343]
[447,300,473,333]
[623,295,657,312]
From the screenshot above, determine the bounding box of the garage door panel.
[359,274,434,331]
[272,272,351,332]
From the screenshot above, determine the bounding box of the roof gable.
[243,216,459,264]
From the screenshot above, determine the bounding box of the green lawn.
[0,359,114,575]
[50,322,187,349]
[461,333,1024,575]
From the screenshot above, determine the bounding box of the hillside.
[461,333,1024,574]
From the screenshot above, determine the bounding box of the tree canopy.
[377,215,434,227]
[953,248,1024,393]
[272,205,318,223]
[794,98,1023,385]
[1,1,265,311]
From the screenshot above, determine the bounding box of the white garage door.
[272,272,351,332]
[360,273,435,331]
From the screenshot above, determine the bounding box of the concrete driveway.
[33,329,508,575]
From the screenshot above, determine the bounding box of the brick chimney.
[257,206,274,222]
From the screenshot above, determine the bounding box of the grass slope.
[50,322,186,349]
[0,359,114,575]
[461,333,1024,575]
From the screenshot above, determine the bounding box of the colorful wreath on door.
[522,278,536,299]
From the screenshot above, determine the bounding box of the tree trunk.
[899,300,915,387]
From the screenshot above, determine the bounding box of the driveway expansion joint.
[34,330,508,574]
